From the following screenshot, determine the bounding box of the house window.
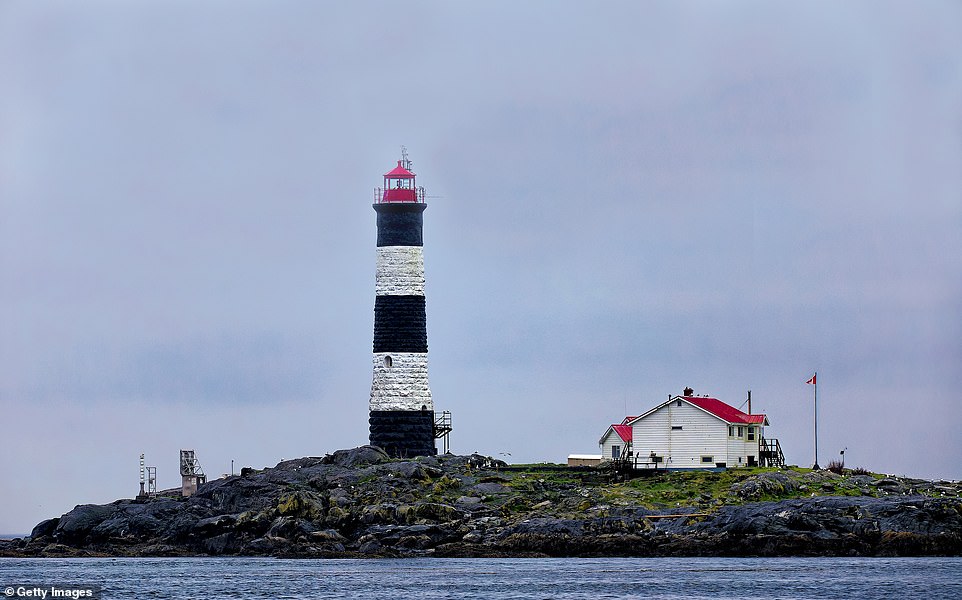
[748,455,757,466]
[671,425,682,430]
[611,445,621,459]
[737,426,744,438]
[676,400,682,407]
[383,355,393,368]
[701,455,714,464]
[747,426,755,441]
[729,426,735,437]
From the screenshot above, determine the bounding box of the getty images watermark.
[3,586,101,600]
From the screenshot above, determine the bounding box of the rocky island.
[3,446,960,558]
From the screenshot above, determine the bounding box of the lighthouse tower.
[369,151,437,457]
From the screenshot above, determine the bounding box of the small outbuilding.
[567,454,603,467]
[598,389,782,470]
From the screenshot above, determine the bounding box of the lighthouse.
[369,151,437,457]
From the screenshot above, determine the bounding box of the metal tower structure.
[138,453,158,498]
[179,449,206,497]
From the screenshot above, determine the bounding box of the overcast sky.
[2,1,960,534]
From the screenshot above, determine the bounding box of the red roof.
[384,161,415,178]
[612,424,633,442]
[684,396,767,424]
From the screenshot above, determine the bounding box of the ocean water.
[1,556,960,599]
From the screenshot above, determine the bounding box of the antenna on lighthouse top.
[400,145,413,171]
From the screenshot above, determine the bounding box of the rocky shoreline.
[3,446,960,558]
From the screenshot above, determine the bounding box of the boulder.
[267,516,317,540]
[30,518,59,539]
[193,514,238,535]
[53,504,118,544]
[309,529,347,543]
[730,472,799,499]
[331,446,390,468]
[413,503,462,523]
[276,490,326,521]
[471,482,508,495]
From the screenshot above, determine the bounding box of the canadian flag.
[806,374,817,385]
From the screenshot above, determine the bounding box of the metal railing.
[374,186,426,204]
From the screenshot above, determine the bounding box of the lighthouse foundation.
[369,410,437,458]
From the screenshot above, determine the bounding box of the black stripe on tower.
[375,202,426,247]
[369,411,436,458]
[373,295,427,353]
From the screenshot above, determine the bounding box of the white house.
[599,391,779,470]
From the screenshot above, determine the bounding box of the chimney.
[683,387,694,397]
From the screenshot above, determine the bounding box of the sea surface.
[1,556,960,599]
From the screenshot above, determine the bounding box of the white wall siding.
[664,401,727,468]
[630,400,734,468]
[725,424,765,466]
[599,429,626,461]
[370,352,433,411]
[631,405,670,463]
[376,246,425,296]
[727,433,743,467]
[747,426,764,465]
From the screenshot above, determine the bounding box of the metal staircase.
[433,411,452,454]
[759,437,785,468]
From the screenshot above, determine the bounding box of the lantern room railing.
[375,186,426,204]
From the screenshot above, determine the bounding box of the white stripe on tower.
[375,246,425,296]
[370,352,432,412]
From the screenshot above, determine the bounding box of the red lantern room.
[375,149,425,204]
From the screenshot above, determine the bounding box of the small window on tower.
[383,355,393,368]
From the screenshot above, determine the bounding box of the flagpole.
[813,371,819,470]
